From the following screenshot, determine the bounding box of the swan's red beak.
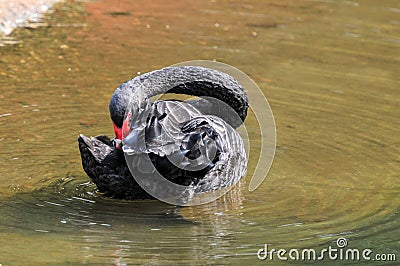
[113,122,123,140]
[112,112,132,140]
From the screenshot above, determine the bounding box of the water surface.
[0,0,399,265]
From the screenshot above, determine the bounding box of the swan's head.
[109,82,133,140]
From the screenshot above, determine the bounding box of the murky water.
[0,0,399,265]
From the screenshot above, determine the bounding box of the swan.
[78,66,248,201]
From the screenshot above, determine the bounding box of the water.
[0,0,399,265]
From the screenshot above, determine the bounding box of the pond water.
[0,0,399,265]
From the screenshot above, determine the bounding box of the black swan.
[78,66,248,201]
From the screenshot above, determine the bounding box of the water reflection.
[0,176,248,265]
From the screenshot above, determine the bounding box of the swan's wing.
[123,99,247,190]
[144,100,202,156]
[177,116,247,192]
[122,99,203,156]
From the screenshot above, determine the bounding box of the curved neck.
[109,66,248,129]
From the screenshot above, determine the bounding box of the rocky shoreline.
[0,0,59,35]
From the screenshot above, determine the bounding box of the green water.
[0,0,399,265]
